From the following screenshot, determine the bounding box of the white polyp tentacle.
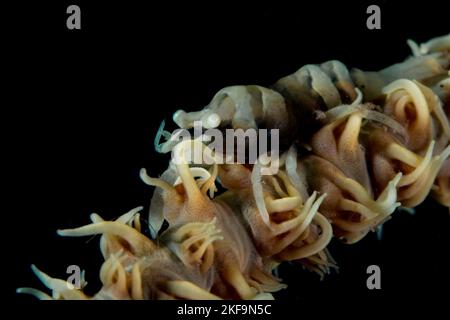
[109,258,127,292]
[276,170,301,198]
[359,109,408,139]
[334,214,388,235]
[89,210,142,257]
[430,90,450,139]
[28,265,87,300]
[279,212,333,261]
[251,152,302,229]
[266,196,302,213]
[298,225,310,241]
[154,120,191,154]
[384,140,449,207]
[249,268,285,292]
[174,141,201,199]
[313,250,337,272]
[383,79,430,131]
[116,206,144,225]
[352,88,363,106]
[409,34,450,56]
[310,260,331,279]
[375,172,402,213]
[191,232,223,261]
[172,165,218,197]
[326,87,410,140]
[90,213,109,258]
[271,191,325,237]
[324,88,362,123]
[251,292,275,300]
[407,39,421,57]
[173,167,211,186]
[285,146,309,201]
[386,143,423,167]
[296,192,327,237]
[154,120,170,153]
[165,218,223,270]
[342,230,370,244]
[201,164,219,198]
[338,112,362,154]
[100,251,127,285]
[164,280,222,300]
[16,288,53,300]
[98,254,138,299]
[171,221,210,242]
[334,177,375,209]
[331,172,400,233]
[172,139,225,201]
[99,254,115,284]
[90,213,104,223]
[182,225,221,250]
[57,221,156,256]
[140,167,181,238]
[130,263,143,300]
[398,141,435,187]
[394,94,410,120]
[338,198,378,220]
[270,176,288,198]
[402,145,450,207]
[31,265,69,294]
[412,81,450,148]
[133,214,141,232]
[251,159,271,227]
[140,168,176,192]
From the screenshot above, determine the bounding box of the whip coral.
[18,34,450,300]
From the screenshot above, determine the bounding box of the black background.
[4,0,449,316]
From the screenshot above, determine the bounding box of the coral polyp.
[18,34,450,300]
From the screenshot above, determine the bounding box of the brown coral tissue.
[18,34,450,300]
